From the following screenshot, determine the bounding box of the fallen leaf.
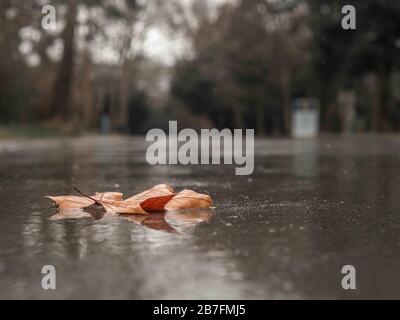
[98,199,147,214]
[46,184,213,218]
[124,184,174,203]
[98,193,176,214]
[98,184,176,214]
[93,192,123,201]
[164,189,212,211]
[46,191,123,209]
[45,195,95,209]
[139,193,177,212]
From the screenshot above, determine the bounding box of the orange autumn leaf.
[93,192,123,201]
[98,198,147,214]
[45,195,95,209]
[139,193,177,212]
[46,191,123,209]
[124,184,174,203]
[97,194,176,214]
[45,184,212,216]
[164,189,212,211]
[96,184,176,214]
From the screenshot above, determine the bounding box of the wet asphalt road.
[0,134,400,299]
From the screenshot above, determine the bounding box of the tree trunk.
[118,57,130,129]
[373,67,392,132]
[50,0,77,121]
[338,89,356,133]
[80,52,94,128]
[281,72,291,135]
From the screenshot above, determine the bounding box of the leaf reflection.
[50,207,213,234]
[122,208,213,234]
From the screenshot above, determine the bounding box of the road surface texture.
[0,134,399,299]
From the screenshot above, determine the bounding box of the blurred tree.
[355,1,400,131]
[169,0,310,135]
[49,0,78,121]
[0,0,152,130]
[0,1,40,123]
[48,0,144,126]
[2,0,400,135]
[307,0,400,132]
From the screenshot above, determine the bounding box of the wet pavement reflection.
[0,134,400,299]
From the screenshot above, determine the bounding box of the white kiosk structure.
[291,98,320,138]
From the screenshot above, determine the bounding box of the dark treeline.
[0,0,399,136]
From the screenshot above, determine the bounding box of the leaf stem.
[73,186,101,205]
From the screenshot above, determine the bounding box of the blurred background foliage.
[0,0,400,136]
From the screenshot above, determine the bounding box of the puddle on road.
[1,136,400,299]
